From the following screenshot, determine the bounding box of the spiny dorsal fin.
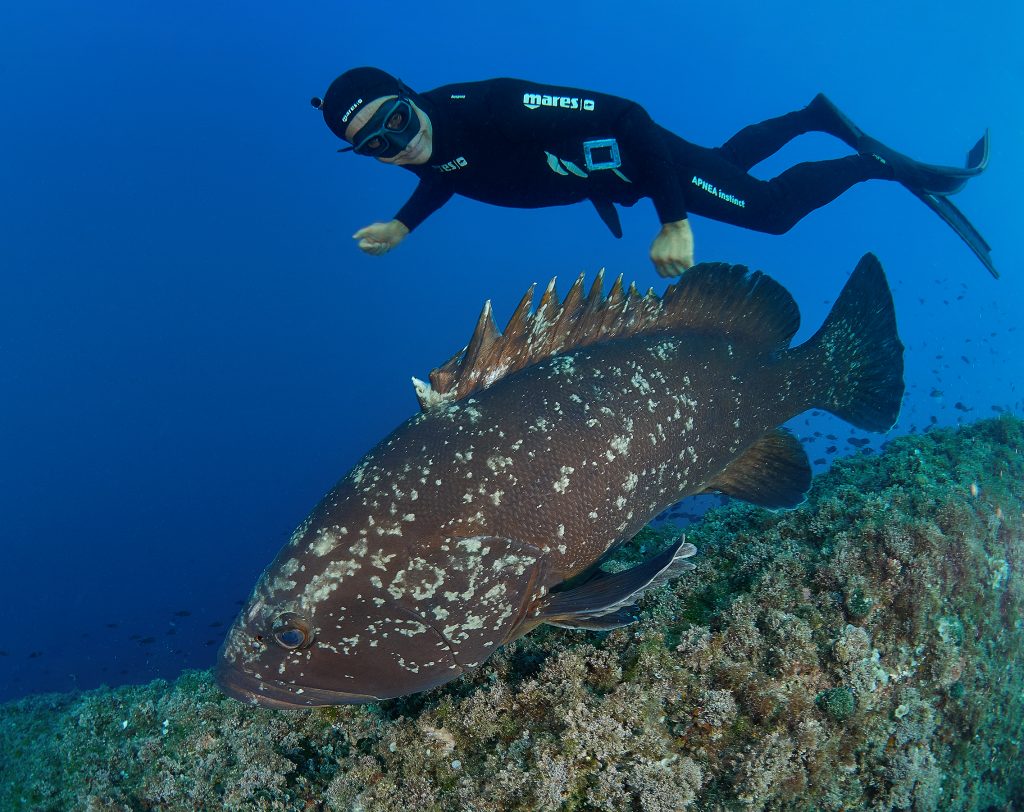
[414,262,801,411]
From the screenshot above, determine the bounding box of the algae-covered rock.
[2,416,1023,811]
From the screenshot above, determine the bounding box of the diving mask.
[339,96,421,158]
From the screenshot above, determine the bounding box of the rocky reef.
[2,416,1022,811]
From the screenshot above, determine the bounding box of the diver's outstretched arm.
[353,220,410,256]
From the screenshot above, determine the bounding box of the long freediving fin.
[860,129,988,196]
[811,94,989,195]
[913,191,999,279]
[810,95,996,277]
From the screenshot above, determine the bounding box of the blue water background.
[1,0,1021,702]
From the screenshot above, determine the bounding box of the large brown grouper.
[217,254,903,707]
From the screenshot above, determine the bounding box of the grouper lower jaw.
[216,662,383,708]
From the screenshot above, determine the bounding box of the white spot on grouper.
[370,551,397,570]
[609,435,631,457]
[483,583,507,601]
[279,558,300,578]
[397,656,420,673]
[305,559,362,603]
[348,538,368,557]
[311,531,342,557]
[631,372,654,394]
[486,455,513,473]
[387,560,447,600]
[553,465,575,493]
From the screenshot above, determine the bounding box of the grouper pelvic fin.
[704,428,812,509]
[538,537,697,630]
[414,262,802,411]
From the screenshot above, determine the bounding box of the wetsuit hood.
[313,67,425,143]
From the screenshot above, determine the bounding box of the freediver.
[311,67,996,278]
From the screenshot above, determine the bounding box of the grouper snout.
[216,577,471,707]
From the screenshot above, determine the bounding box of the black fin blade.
[705,428,811,509]
[913,191,997,278]
[966,129,989,174]
[539,538,696,626]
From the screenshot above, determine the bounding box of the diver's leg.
[716,107,822,172]
[662,128,889,234]
[715,95,907,172]
[753,156,892,233]
[717,95,987,194]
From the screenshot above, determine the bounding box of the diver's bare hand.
[650,220,694,277]
[353,220,410,256]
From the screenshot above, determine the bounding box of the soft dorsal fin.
[704,428,811,509]
[413,263,801,410]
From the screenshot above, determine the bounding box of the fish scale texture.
[2,415,1022,812]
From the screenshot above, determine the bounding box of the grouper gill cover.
[217,254,904,708]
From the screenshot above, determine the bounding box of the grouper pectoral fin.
[704,427,811,509]
[537,537,696,630]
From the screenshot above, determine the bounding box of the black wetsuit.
[394,78,889,237]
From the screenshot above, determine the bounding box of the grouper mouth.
[215,663,380,708]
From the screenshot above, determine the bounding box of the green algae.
[2,416,1023,811]
[815,687,855,722]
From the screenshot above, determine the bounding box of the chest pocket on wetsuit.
[544,138,632,183]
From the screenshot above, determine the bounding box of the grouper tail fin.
[795,253,905,431]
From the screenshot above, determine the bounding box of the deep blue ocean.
[1,0,1021,704]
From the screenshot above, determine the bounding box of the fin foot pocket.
[808,94,988,195]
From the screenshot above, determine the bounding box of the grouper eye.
[270,612,313,650]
